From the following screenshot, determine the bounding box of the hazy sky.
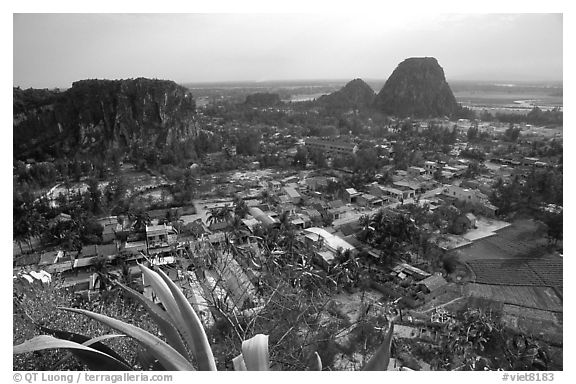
[13,13,563,88]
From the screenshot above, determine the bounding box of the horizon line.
[14,77,564,90]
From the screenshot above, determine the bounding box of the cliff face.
[317,78,375,109]
[374,57,458,118]
[14,78,197,160]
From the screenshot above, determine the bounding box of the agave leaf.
[116,281,190,360]
[232,354,247,371]
[309,351,322,371]
[39,325,130,367]
[13,335,132,371]
[155,267,217,371]
[363,322,394,371]
[137,349,167,371]
[60,307,195,371]
[14,335,112,355]
[50,334,127,370]
[242,334,269,371]
[83,334,125,345]
[138,264,182,323]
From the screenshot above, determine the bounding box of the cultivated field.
[464,284,562,312]
[452,217,563,345]
[501,304,563,347]
[451,219,549,262]
[465,256,562,290]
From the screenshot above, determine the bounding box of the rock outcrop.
[13,78,197,160]
[374,57,458,118]
[317,78,375,110]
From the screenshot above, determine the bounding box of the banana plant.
[14,264,394,370]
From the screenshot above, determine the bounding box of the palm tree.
[207,207,220,227]
[228,215,247,243]
[217,205,233,223]
[259,190,277,207]
[207,205,233,227]
[14,212,32,253]
[233,195,249,219]
[277,211,292,232]
[358,214,373,243]
[279,227,298,262]
[129,210,151,234]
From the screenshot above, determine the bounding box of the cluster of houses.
[15,121,561,316]
[185,162,498,271]
[14,217,185,295]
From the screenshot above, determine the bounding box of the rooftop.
[360,193,381,203]
[146,224,168,234]
[304,227,356,253]
[284,187,301,198]
[419,273,448,292]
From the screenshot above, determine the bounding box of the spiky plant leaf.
[60,307,194,371]
[39,325,130,367]
[50,334,127,370]
[242,334,269,371]
[363,322,394,371]
[83,334,125,345]
[155,267,217,370]
[115,281,190,359]
[310,351,322,371]
[13,335,131,371]
[137,349,167,371]
[138,264,182,323]
[232,354,247,371]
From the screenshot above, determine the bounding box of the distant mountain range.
[16,57,560,162]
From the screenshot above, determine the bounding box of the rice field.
[465,256,562,289]
[464,284,562,312]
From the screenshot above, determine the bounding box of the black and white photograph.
[10,1,566,377]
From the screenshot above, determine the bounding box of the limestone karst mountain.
[316,78,375,110]
[373,57,458,118]
[14,78,197,160]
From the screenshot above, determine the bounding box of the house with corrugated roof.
[303,227,356,268]
[418,273,447,293]
[390,263,431,280]
[283,186,302,204]
[146,224,178,248]
[357,193,383,208]
[327,205,354,220]
[370,184,404,201]
[268,180,282,192]
[343,188,361,203]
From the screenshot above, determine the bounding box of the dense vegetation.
[483,107,563,127]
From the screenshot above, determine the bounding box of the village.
[13,107,563,370]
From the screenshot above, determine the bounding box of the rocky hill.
[374,57,458,118]
[316,78,375,110]
[13,78,197,160]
